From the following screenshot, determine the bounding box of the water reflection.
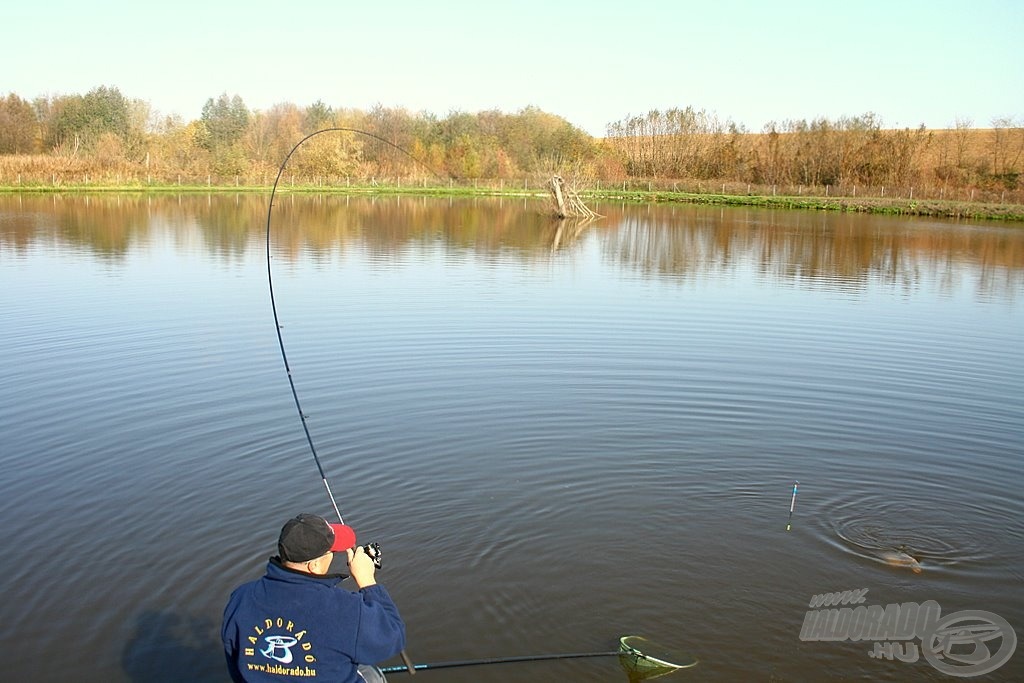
[2,193,1022,298]
[1,191,1021,682]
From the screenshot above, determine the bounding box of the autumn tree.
[247,102,303,168]
[362,105,423,176]
[520,107,595,171]
[201,93,249,149]
[149,114,210,174]
[41,86,131,155]
[0,93,38,153]
[124,98,153,159]
[304,100,333,133]
[990,116,1024,187]
[954,117,973,169]
[200,93,250,175]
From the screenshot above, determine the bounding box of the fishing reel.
[362,542,382,569]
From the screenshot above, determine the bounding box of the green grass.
[583,189,1024,221]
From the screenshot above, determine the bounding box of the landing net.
[618,635,698,680]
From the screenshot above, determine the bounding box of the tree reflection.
[1,194,1021,299]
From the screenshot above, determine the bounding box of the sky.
[5,0,1023,136]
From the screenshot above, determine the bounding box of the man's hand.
[346,546,377,588]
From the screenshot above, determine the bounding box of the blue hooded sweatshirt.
[222,558,406,682]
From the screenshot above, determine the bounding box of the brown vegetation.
[0,88,1021,206]
[604,109,1024,203]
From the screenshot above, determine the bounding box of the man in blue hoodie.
[222,513,406,682]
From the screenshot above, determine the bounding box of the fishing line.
[265,127,447,523]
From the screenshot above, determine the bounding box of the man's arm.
[346,546,406,662]
[353,583,407,663]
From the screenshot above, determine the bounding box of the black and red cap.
[277,513,356,562]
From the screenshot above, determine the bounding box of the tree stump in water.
[549,175,599,219]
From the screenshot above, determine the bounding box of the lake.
[1,193,1022,682]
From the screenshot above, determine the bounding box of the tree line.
[0,88,597,181]
[0,87,1021,197]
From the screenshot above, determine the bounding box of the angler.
[222,513,404,682]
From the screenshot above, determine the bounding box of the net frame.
[618,635,698,677]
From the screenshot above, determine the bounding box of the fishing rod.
[265,127,446,523]
[266,140,700,681]
[266,127,447,675]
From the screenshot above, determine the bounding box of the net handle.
[381,651,618,674]
[381,636,697,674]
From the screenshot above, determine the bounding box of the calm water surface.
[1,194,1022,681]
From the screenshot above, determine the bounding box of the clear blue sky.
[6,0,1022,135]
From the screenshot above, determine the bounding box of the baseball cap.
[278,513,356,562]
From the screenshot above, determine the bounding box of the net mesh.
[618,636,697,680]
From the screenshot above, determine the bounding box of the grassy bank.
[2,181,1022,222]
[584,189,1024,222]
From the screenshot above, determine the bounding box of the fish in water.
[877,547,923,573]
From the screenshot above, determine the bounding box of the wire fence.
[587,178,1023,205]
[1,168,1021,205]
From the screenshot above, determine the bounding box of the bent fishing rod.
[268,127,448,520]
[266,128,449,674]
